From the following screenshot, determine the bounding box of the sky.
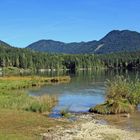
[0,0,140,48]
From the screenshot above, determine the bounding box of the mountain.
[96,30,140,53]
[26,30,140,54]
[0,40,11,48]
[27,39,97,54]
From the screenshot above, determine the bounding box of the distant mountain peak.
[0,29,139,54]
[27,29,140,54]
[0,40,11,48]
[104,29,140,37]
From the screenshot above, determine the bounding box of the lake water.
[28,69,140,131]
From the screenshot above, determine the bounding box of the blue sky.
[0,0,140,47]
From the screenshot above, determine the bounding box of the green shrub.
[106,76,140,106]
[60,108,71,118]
[26,95,57,113]
[27,102,41,113]
[27,101,49,113]
[0,76,69,113]
[90,75,140,114]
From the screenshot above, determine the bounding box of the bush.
[89,76,140,114]
[26,95,57,113]
[60,108,71,118]
[106,76,140,106]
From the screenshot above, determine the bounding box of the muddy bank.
[42,113,140,140]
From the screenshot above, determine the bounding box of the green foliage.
[89,103,109,114]
[60,108,71,118]
[0,76,60,113]
[1,43,140,72]
[1,30,140,72]
[106,76,140,106]
[0,90,32,110]
[0,46,105,72]
[90,76,140,114]
[0,90,57,113]
[90,99,134,114]
[0,76,69,139]
[26,95,57,113]
[0,76,70,90]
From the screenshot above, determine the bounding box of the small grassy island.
[89,76,140,114]
[0,76,70,140]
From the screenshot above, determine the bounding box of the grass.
[0,90,57,113]
[106,76,140,106]
[90,75,140,114]
[0,76,71,90]
[26,95,57,113]
[0,109,69,140]
[0,75,71,139]
[0,75,70,112]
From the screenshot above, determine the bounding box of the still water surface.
[28,70,140,131]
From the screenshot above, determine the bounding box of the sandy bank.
[42,114,140,140]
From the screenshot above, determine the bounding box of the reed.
[0,76,71,90]
[0,75,70,113]
[0,75,70,139]
[90,75,140,114]
[27,95,57,113]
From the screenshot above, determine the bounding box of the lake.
[28,69,140,131]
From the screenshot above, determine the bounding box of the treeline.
[0,46,140,71]
[0,46,103,71]
[99,52,140,69]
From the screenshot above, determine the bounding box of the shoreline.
[42,113,140,140]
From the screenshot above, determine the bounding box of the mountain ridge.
[1,30,140,54]
[0,40,11,48]
[26,30,140,54]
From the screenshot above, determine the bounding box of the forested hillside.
[0,43,140,71]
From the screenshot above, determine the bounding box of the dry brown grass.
[0,109,69,140]
[0,76,71,82]
[0,76,71,139]
[0,76,71,90]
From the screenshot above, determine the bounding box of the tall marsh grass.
[0,76,71,90]
[27,95,57,113]
[90,75,140,114]
[0,90,57,113]
[0,76,67,113]
[106,76,140,106]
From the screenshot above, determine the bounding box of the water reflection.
[28,69,140,131]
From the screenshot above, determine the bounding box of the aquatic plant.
[60,108,71,118]
[89,75,140,114]
[0,76,69,139]
[0,76,67,113]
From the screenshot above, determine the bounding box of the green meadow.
[0,76,70,139]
